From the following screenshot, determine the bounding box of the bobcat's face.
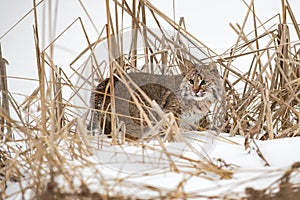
[180,68,220,102]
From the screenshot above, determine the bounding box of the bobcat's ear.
[208,62,219,76]
[176,53,195,76]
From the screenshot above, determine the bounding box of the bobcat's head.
[177,57,222,102]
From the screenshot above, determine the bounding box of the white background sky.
[0,0,299,105]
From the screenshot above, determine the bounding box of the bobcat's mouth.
[181,90,206,100]
[195,92,205,98]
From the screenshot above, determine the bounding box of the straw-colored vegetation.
[221,0,300,140]
[0,0,299,199]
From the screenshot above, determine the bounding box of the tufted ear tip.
[208,62,219,76]
[176,52,195,76]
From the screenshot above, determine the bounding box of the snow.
[5,133,300,199]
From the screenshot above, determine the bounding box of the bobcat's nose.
[193,86,205,97]
[193,90,201,97]
[192,86,200,94]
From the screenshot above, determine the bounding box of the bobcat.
[88,58,224,140]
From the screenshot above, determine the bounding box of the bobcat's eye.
[189,79,194,85]
[200,80,206,86]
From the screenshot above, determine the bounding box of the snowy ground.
[5,133,300,199]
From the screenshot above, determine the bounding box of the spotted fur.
[88,59,224,138]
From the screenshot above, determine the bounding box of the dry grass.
[219,0,300,139]
[0,0,299,199]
